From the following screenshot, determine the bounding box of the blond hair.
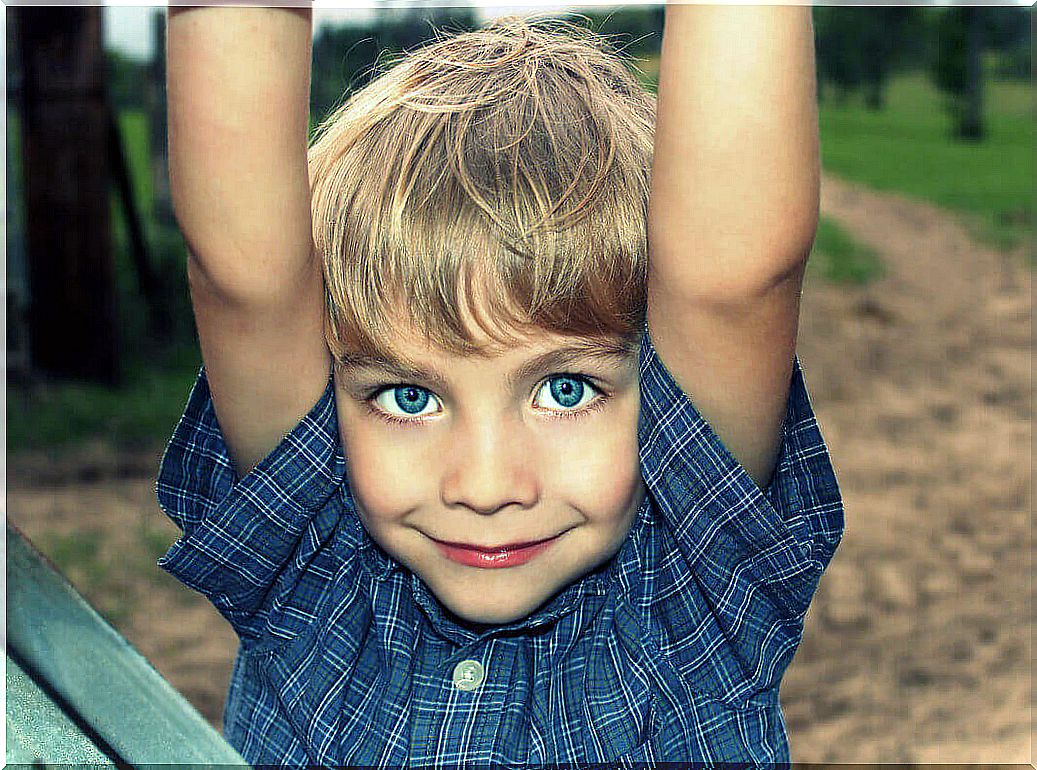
[308,15,655,360]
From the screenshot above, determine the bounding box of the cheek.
[545,411,642,518]
[337,414,431,524]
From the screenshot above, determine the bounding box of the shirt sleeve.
[155,366,346,643]
[637,329,844,699]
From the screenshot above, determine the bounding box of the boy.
[158,3,843,766]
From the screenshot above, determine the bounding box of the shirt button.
[452,659,485,691]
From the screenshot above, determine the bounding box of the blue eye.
[535,375,596,411]
[369,376,599,421]
[373,386,440,418]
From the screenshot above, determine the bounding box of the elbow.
[185,248,277,310]
[183,234,323,311]
[648,221,814,307]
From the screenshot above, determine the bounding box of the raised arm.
[646,5,820,487]
[168,3,330,477]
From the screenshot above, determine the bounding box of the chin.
[438,586,546,627]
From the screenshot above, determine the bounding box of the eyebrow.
[337,341,635,390]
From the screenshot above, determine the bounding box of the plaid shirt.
[156,330,843,767]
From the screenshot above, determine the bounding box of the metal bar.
[7,524,249,767]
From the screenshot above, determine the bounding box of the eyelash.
[361,374,609,427]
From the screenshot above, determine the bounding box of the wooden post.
[16,7,120,384]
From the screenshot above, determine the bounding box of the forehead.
[338,318,637,386]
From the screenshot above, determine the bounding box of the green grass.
[818,72,1033,252]
[809,215,884,285]
[8,344,201,452]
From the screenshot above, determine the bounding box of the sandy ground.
[7,173,1031,764]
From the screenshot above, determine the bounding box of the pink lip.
[431,536,559,569]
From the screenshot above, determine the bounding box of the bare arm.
[168,4,330,477]
[647,5,820,487]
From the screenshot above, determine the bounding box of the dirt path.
[783,175,1031,763]
[7,173,1031,763]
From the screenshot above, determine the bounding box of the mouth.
[430,534,561,569]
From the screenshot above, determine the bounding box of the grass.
[8,343,202,452]
[809,215,883,285]
[818,72,1032,253]
[32,514,179,627]
[116,110,155,218]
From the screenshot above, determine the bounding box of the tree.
[985,6,1031,79]
[814,7,920,110]
[311,8,478,123]
[15,7,121,383]
[581,6,664,59]
[105,49,148,111]
[930,7,986,141]
[814,8,862,104]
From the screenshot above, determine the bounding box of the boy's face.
[333,317,644,626]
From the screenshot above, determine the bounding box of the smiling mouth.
[430,535,560,569]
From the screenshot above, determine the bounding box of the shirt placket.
[411,638,506,768]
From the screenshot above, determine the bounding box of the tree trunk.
[959,7,985,140]
[148,10,175,227]
[16,7,120,384]
[864,77,885,111]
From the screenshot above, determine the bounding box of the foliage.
[110,111,195,359]
[578,6,664,60]
[310,8,479,122]
[812,7,1029,113]
[985,6,1032,77]
[113,111,153,213]
[994,43,1031,80]
[12,13,1030,452]
[310,8,663,123]
[926,7,1030,139]
[930,9,971,97]
[8,106,197,452]
[106,48,150,111]
[813,7,924,110]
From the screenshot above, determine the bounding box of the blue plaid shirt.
[156,330,843,767]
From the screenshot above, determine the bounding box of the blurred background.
[5,4,1032,764]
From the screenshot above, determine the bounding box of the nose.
[440,416,539,515]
